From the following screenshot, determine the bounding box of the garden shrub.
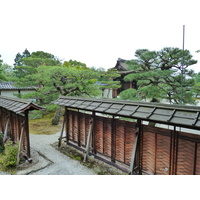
[0,140,18,169]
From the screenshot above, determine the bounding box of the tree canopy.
[13,53,102,104]
[0,55,7,81]
[121,47,197,104]
[13,50,62,78]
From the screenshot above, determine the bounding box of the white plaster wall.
[0,90,35,98]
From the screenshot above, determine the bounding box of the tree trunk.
[51,106,63,125]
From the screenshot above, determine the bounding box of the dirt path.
[20,133,96,175]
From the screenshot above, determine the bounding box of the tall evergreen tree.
[13,50,61,78]
[13,48,30,66]
[0,55,6,81]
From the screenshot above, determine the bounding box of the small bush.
[0,140,18,169]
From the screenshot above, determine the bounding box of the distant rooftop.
[114,58,134,75]
[0,82,35,90]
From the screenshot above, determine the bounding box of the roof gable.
[0,96,44,113]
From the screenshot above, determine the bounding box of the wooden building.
[112,58,137,98]
[0,82,35,98]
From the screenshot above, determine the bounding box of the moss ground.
[29,113,63,135]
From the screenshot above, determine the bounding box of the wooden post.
[111,115,116,163]
[17,126,24,165]
[129,129,139,175]
[129,119,141,175]
[84,118,94,162]
[58,112,67,147]
[77,109,81,147]
[92,111,96,154]
[24,110,31,158]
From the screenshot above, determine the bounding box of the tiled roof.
[0,96,44,113]
[114,58,134,75]
[0,82,35,90]
[53,96,200,130]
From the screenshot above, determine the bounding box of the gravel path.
[21,132,96,175]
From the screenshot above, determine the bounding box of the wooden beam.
[129,127,139,175]
[84,118,94,162]
[111,115,116,163]
[58,112,67,147]
[17,125,24,165]
[24,110,30,158]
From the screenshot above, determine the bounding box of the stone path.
[17,132,96,175]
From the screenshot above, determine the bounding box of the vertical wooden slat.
[193,142,197,175]
[139,123,143,175]
[174,131,179,175]
[154,133,157,175]
[169,130,173,175]
[92,111,96,154]
[58,109,67,147]
[129,129,139,175]
[124,125,126,163]
[111,115,116,163]
[77,110,81,147]
[84,118,94,162]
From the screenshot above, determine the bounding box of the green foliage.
[123,47,197,104]
[13,50,61,79]
[98,68,121,98]
[14,60,101,105]
[63,60,87,69]
[120,88,138,100]
[29,110,44,119]
[191,72,200,98]
[45,104,59,113]
[0,140,18,170]
[0,55,7,81]
[14,48,31,66]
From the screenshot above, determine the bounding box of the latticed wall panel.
[176,139,195,175]
[141,126,200,175]
[67,110,90,147]
[79,114,86,146]
[195,143,200,175]
[73,113,78,143]
[68,111,73,141]
[95,116,104,154]
[142,130,156,174]
[124,122,135,165]
[115,120,125,163]
[155,134,171,175]
[103,118,112,157]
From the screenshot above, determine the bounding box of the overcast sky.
[0,0,200,71]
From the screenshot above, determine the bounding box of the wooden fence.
[62,109,200,175]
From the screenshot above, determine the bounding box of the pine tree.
[121,47,197,104]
